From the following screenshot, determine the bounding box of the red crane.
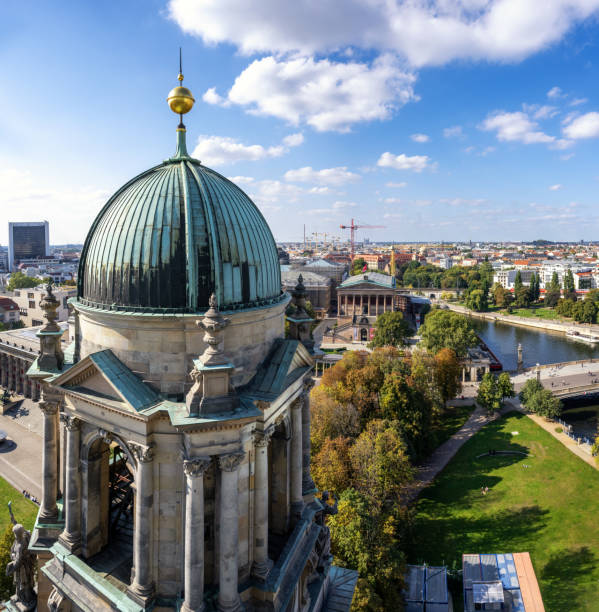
[339,218,386,258]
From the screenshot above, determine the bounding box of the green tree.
[514,270,523,292]
[419,309,478,358]
[527,389,562,419]
[476,372,503,413]
[556,298,576,318]
[549,271,561,292]
[493,284,514,308]
[479,261,494,292]
[465,288,488,312]
[519,378,543,406]
[351,258,367,276]
[514,285,531,308]
[497,372,515,402]
[328,489,408,611]
[7,272,42,291]
[563,268,576,298]
[369,311,412,348]
[572,299,597,323]
[0,524,14,600]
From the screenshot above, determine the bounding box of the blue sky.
[2,1,599,245]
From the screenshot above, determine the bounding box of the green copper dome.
[78,130,283,313]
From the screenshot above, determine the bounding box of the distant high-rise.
[8,221,49,270]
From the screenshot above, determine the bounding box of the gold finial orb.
[167,75,195,115]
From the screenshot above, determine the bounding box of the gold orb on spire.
[167,71,195,115]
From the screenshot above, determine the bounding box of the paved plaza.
[512,361,599,394]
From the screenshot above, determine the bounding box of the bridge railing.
[555,418,596,453]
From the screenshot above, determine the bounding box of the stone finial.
[287,274,315,351]
[197,293,230,366]
[39,280,60,333]
[36,281,65,371]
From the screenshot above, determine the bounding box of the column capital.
[253,426,274,448]
[60,414,81,430]
[302,378,315,397]
[218,450,244,472]
[98,428,113,445]
[183,456,211,478]
[39,401,58,416]
[130,442,154,464]
[291,396,303,412]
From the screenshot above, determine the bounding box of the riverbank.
[443,301,594,336]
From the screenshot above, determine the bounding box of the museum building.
[24,70,356,612]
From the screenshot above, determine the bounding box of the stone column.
[217,451,245,612]
[290,399,304,522]
[301,385,316,495]
[58,415,81,553]
[0,354,7,387]
[252,429,274,580]
[129,442,155,604]
[376,295,379,315]
[7,356,14,391]
[39,397,60,521]
[182,456,211,612]
[15,359,23,395]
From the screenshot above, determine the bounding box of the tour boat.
[566,330,599,344]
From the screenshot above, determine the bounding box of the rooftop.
[338,272,396,289]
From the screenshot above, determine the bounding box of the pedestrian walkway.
[404,403,506,504]
[505,398,598,471]
[0,397,42,500]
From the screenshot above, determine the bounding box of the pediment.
[246,339,313,399]
[51,349,159,412]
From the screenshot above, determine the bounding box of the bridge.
[512,360,599,399]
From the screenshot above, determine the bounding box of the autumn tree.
[310,387,360,454]
[311,437,352,494]
[434,348,462,406]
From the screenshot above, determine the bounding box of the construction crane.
[340,219,386,258]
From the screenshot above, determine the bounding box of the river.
[469,318,599,371]
[471,317,599,436]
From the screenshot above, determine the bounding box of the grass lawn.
[508,307,560,320]
[432,404,476,449]
[407,412,599,612]
[0,479,37,533]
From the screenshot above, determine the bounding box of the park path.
[404,402,506,505]
[505,398,598,471]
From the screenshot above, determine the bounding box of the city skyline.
[2,1,599,245]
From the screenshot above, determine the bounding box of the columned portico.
[39,393,61,521]
[128,442,155,604]
[58,415,81,553]
[217,451,245,612]
[182,456,211,612]
[290,399,304,522]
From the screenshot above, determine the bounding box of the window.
[13,291,20,297]
[27,293,34,299]
[28,301,35,309]
[32,319,43,326]
[19,309,27,316]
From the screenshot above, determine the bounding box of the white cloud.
[480,111,561,145]
[192,132,303,165]
[203,87,227,105]
[0,168,108,244]
[377,152,431,172]
[549,184,562,191]
[332,201,357,209]
[547,86,565,99]
[386,181,407,188]
[168,0,599,68]
[384,197,402,204]
[308,186,335,194]
[443,125,463,139]
[284,166,361,185]
[523,104,558,120]
[570,97,588,107]
[411,133,429,143]
[563,112,599,139]
[227,175,255,185]
[282,132,304,147]
[207,54,416,132]
[249,180,304,204]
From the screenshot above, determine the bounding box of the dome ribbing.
[78,134,282,313]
